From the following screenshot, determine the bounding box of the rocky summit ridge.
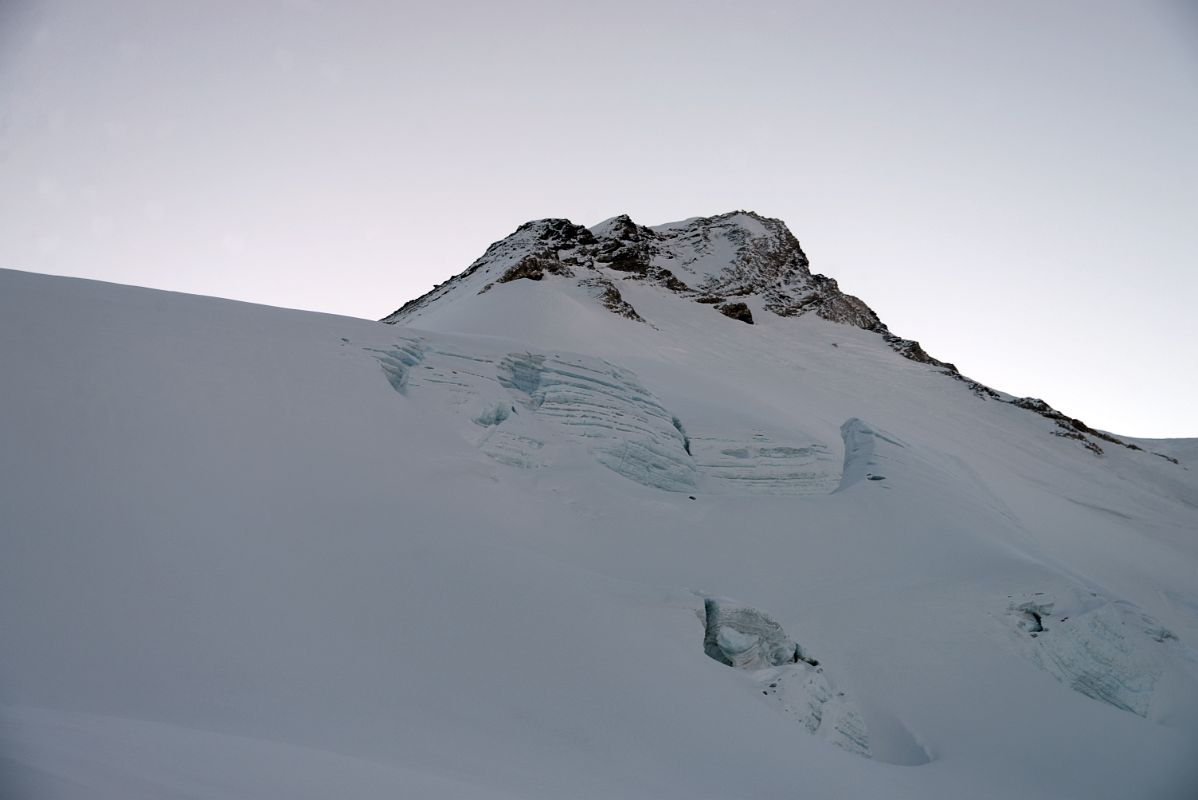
[384,210,886,330]
[384,211,1156,459]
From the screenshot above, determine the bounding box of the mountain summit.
[386,210,883,334]
[384,211,1148,458]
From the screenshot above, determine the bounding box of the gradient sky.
[2,0,1196,436]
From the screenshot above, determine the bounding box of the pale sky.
[2,0,1196,437]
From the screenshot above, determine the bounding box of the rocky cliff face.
[383,210,1148,458]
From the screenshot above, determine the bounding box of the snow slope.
[2,230,1197,798]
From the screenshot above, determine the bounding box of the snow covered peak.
[382,210,947,393]
[383,210,877,331]
[382,211,1155,459]
[648,210,806,288]
[588,213,644,240]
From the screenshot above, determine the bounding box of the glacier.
[2,211,1197,800]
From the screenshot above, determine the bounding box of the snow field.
[2,268,1197,798]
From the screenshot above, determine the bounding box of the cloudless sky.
[2,0,1196,436]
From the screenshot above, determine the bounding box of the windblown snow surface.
[2,265,1197,799]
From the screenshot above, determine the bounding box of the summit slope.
[385,211,886,332]
[386,211,1148,458]
[2,219,1197,800]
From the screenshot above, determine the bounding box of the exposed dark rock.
[598,214,642,241]
[580,277,643,322]
[716,302,754,324]
[520,217,597,247]
[604,249,652,274]
[497,253,572,283]
[657,269,690,293]
[593,214,657,275]
[1012,397,1144,456]
[382,218,593,321]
